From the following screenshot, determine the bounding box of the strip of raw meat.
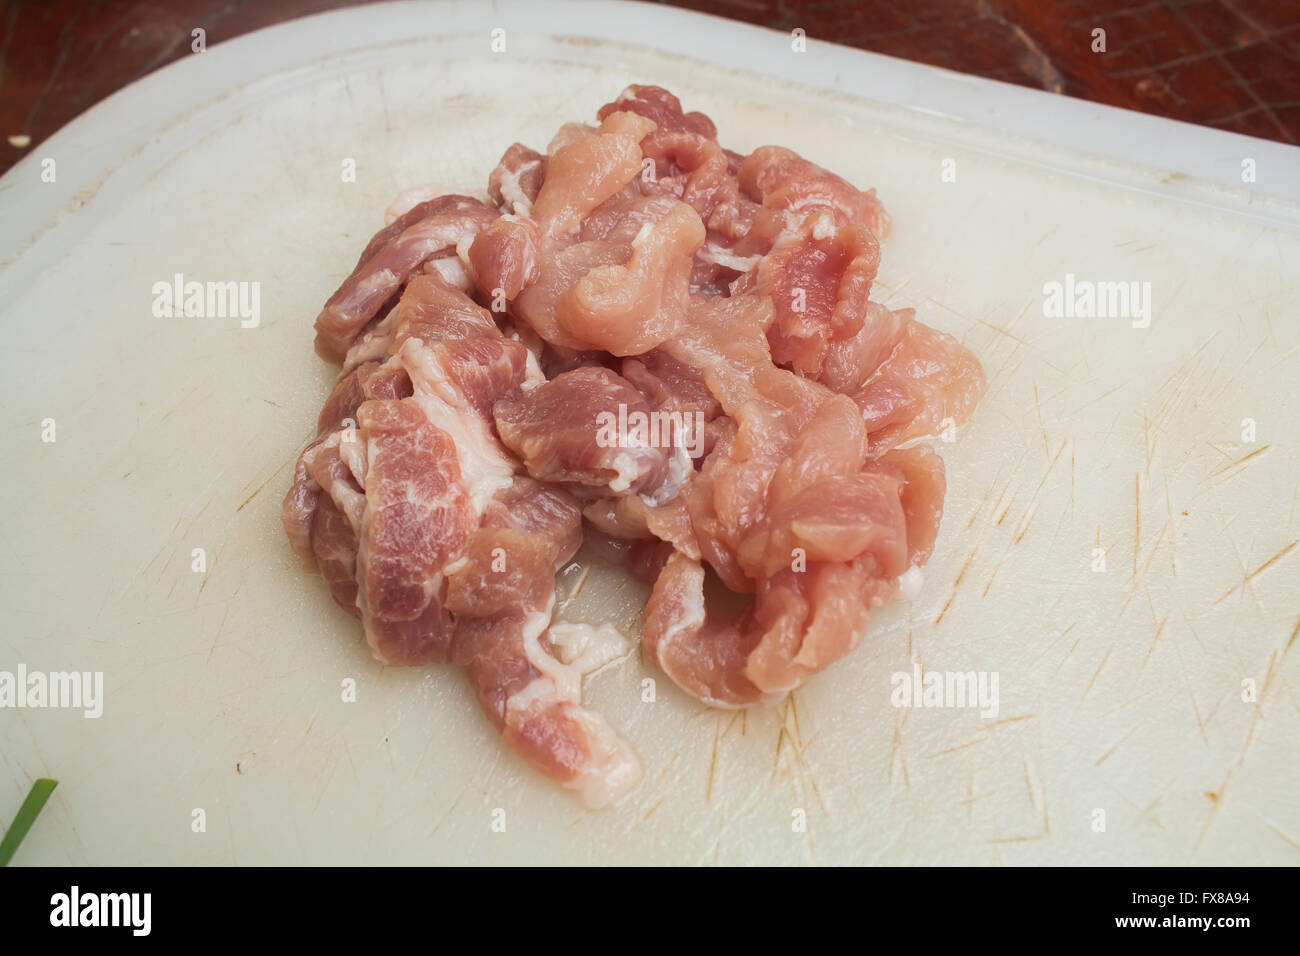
[736,396,907,579]
[282,361,413,568]
[620,350,721,423]
[285,83,985,805]
[488,143,546,216]
[494,365,688,502]
[343,270,503,372]
[818,301,907,394]
[529,110,657,240]
[395,274,500,341]
[312,495,361,618]
[353,398,472,665]
[643,548,897,707]
[582,494,699,559]
[739,145,891,240]
[580,188,682,244]
[640,130,735,224]
[448,480,641,809]
[314,195,499,361]
[558,201,704,354]
[596,85,718,139]
[845,314,986,455]
[756,214,881,375]
[867,444,947,568]
[385,184,492,224]
[445,479,581,616]
[634,293,925,704]
[467,215,541,302]
[641,552,768,707]
[511,239,632,351]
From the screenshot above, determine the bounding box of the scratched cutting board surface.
[1,4,1298,866]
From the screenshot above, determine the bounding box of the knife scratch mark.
[934,548,976,624]
[204,603,230,665]
[1138,615,1168,676]
[1033,383,1048,459]
[1117,525,1168,620]
[1134,472,1141,579]
[236,454,296,513]
[1208,443,1270,478]
[1214,539,1298,604]
[1165,475,1176,577]
[706,715,721,803]
[1028,622,1075,670]
[1081,643,1113,701]
[1012,440,1065,542]
[1095,725,1139,766]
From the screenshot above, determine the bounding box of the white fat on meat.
[424,254,474,291]
[506,603,642,808]
[555,707,642,810]
[548,621,631,677]
[494,164,542,216]
[397,338,514,516]
[698,242,760,274]
[809,209,837,240]
[639,441,692,507]
[518,597,577,701]
[502,323,546,388]
[658,560,707,664]
[342,324,394,373]
[339,434,369,490]
[896,565,925,602]
[354,267,399,305]
[606,451,646,495]
[304,430,368,529]
[386,184,492,224]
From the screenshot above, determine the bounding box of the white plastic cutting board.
[1,0,1297,865]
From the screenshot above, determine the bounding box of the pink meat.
[847,314,986,455]
[355,398,472,665]
[530,111,657,239]
[284,83,985,805]
[739,145,891,240]
[449,480,640,807]
[596,85,718,140]
[493,365,681,499]
[467,215,541,301]
[511,239,632,351]
[758,216,881,375]
[488,143,546,216]
[314,195,499,361]
[557,201,704,354]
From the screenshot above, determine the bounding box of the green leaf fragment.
[0,778,58,866]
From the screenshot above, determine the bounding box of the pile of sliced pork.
[283,86,984,808]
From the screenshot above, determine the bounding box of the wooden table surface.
[1,0,1297,176]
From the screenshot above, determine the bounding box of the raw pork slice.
[284,84,984,806]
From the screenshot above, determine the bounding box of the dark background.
[0,0,1297,176]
